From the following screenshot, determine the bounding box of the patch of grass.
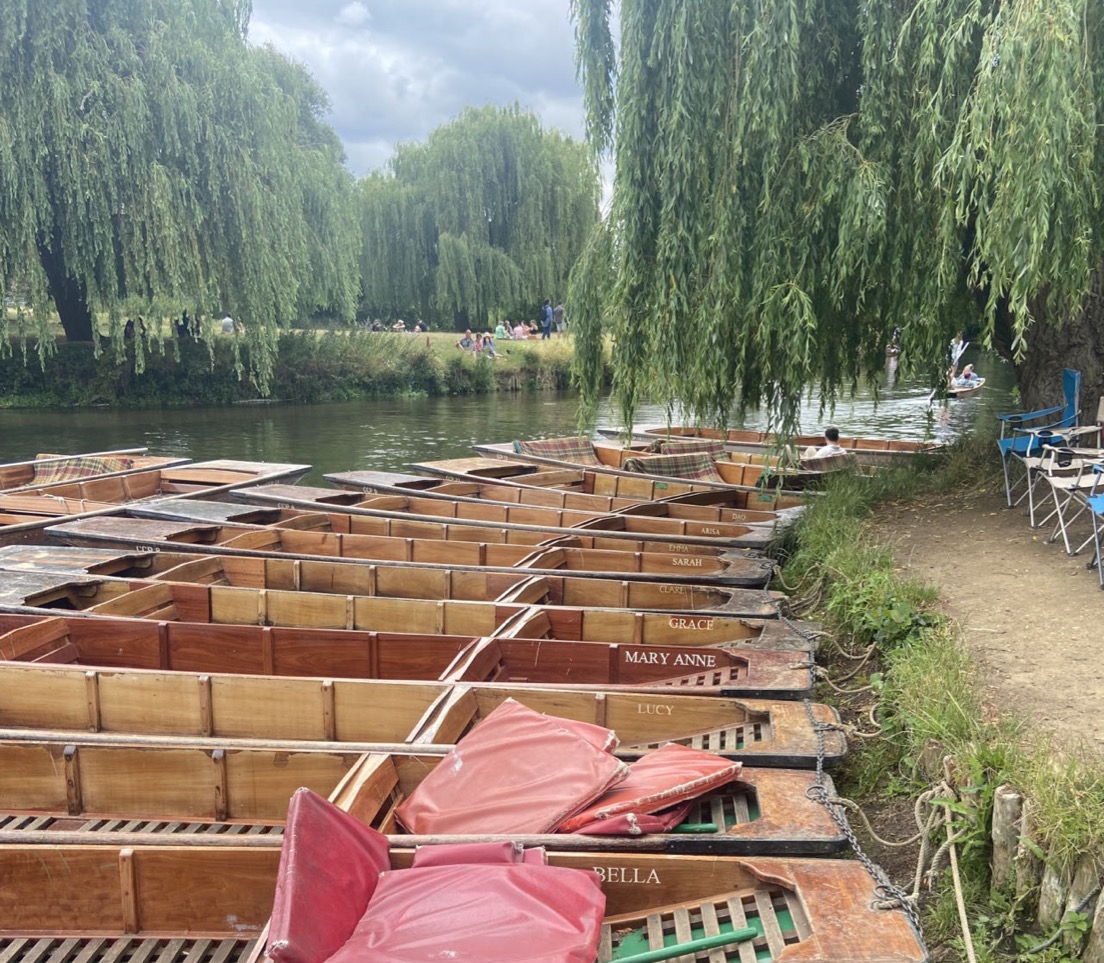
[779,432,1104,960]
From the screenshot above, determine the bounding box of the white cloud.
[249,0,587,175]
[336,2,372,29]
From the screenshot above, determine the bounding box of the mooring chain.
[802,699,925,938]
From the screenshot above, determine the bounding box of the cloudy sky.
[248,0,587,176]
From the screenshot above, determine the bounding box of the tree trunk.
[995,266,1104,418]
[36,234,95,342]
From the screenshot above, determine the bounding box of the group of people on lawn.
[455,300,567,358]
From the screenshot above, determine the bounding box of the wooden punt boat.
[0,604,814,699]
[0,562,805,651]
[0,840,926,963]
[0,643,846,765]
[320,470,798,527]
[599,425,942,467]
[408,455,808,509]
[232,483,787,553]
[0,460,313,546]
[469,438,847,491]
[0,542,787,618]
[45,515,778,587]
[0,448,191,494]
[947,377,985,399]
[126,492,776,553]
[0,738,846,855]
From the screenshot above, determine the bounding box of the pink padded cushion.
[326,863,605,963]
[267,788,390,963]
[394,699,627,835]
[557,743,742,834]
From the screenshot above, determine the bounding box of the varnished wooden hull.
[0,739,845,854]
[0,843,926,962]
[601,425,941,466]
[320,471,797,527]
[0,449,190,494]
[45,516,778,587]
[0,543,788,618]
[0,460,313,546]
[0,608,814,699]
[226,483,785,553]
[0,565,807,651]
[0,655,847,767]
[468,441,834,492]
[405,456,807,509]
[124,494,775,553]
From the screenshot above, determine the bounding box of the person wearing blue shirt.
[540,299,553,340]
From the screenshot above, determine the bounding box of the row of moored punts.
[0,442,931,963]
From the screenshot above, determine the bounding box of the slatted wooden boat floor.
[598,886,809,962]
[0,814,284,839]
[0,937,255,963]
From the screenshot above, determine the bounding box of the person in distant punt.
[953,363,981,386]
[803,426,846,460]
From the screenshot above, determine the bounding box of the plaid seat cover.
[622,452,726,483]
[514,436,602,466]
[798,451,856,473]
[648,437,729,460]
[32,455,136,485]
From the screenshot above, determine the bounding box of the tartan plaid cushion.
[32,455,136,485]
[622,452,726,483]
[799,451,856,473]
[647,437,729,460]
[514,436,602,466]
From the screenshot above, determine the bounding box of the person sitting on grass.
[456,329,476,351]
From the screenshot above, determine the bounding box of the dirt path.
[876,487,1104,753]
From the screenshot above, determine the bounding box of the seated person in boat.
[952,363,981,386]
[803,426,846,460]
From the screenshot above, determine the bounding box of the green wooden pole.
[612,926,759,963]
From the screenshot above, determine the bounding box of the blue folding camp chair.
[1086,476,1104,588]
[997,368,1083,509]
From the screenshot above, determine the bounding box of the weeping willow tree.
[359,105,599,329]
[569,0,1104,431]
[0,0,359,391]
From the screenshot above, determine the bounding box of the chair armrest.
[998,404,1064,425]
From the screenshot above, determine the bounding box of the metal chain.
[802,698,926,940]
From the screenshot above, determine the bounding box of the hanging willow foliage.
[359,105,599,329]
[0,0,359,392]
[571,0,1104,427]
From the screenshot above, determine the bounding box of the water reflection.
[0,351,1015,483]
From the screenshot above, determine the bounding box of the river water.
[0,351,1015,485]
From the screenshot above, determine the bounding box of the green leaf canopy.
[359,104,599,330]
[0,0,359,391]
[570,0,1104,429]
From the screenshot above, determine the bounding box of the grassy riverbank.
[0,330,593,407]
[777,439,1104,960]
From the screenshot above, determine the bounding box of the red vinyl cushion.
[326,863,605,963]
[572,801,695,836]
[557,743,742,834]
[412,841,531,867]
[394,699,628,834]
[267,789,390,963]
